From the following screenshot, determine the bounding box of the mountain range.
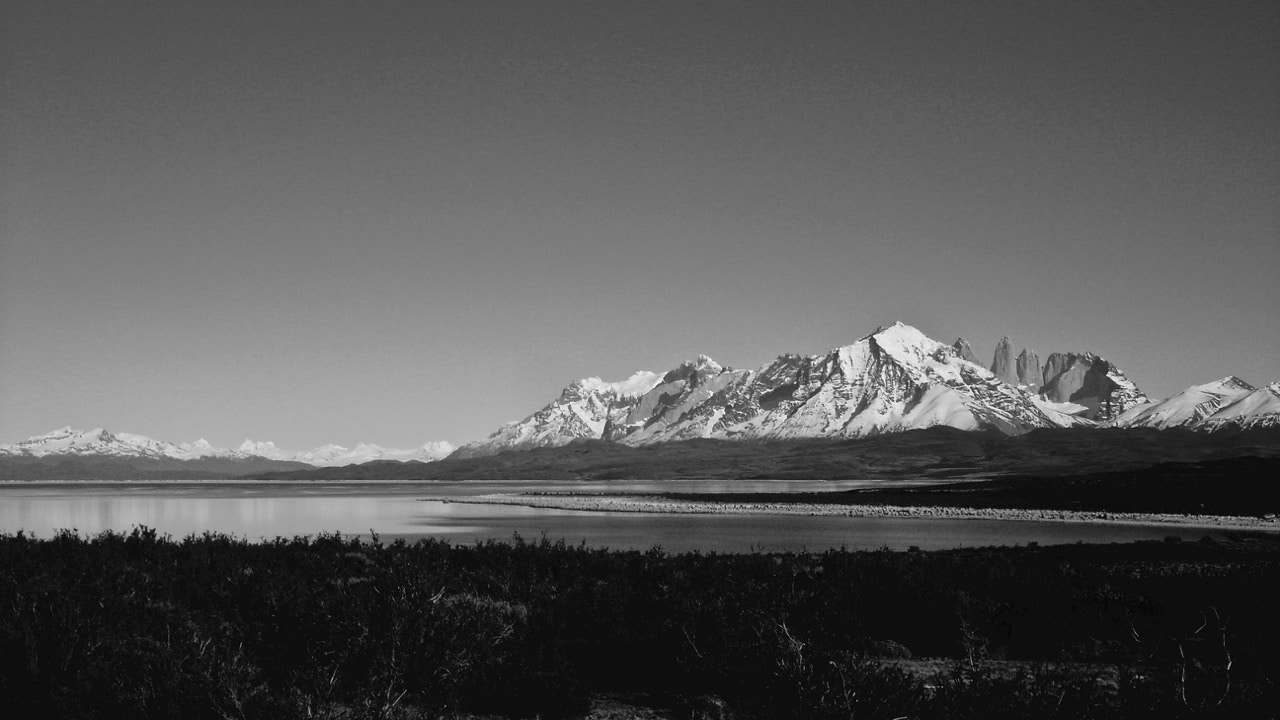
[0,427,455,467]
[5,322,1277,475]
[454,322,1277,458]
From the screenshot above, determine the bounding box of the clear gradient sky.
[2,1,1277,449]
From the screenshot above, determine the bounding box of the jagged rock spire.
[952,338,979,364]
[1017,349,1042,392]
[990,337,1019,385]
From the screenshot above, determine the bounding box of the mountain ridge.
[6,323,1276,473]
[0,427,456,467]
[456,322,1276,459]
[455,322,1164,458]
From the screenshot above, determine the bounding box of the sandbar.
[428,493,1280,531]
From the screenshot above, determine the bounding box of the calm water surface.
[0,481,1248,552]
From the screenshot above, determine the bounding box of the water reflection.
[0,490,484,540]
[0,482,1253,552]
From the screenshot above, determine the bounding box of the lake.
[0,481,1250,553]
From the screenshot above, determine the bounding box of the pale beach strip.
[428,493,1280,532]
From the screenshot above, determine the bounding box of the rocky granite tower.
[1016,349,1042,392]
[990,337,1019,385]
[1041,352,1147,421]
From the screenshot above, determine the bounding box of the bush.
[1,530,1277,718]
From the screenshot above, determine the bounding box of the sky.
[2,1,1277,450]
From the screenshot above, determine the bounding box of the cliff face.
[1040,352,1147,421]
[1017,349,1042,392]
[977,337,1147,421]
[1042,352,1069,386]
[989,337,1019,386]
[992,339,1043,391]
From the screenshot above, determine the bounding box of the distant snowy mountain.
[235,439,295,461]
[0,428,454,467]
[292,441,455,467]
[9,322,1274,470]
[1112,377,1256,429]
[1198,382,1280,431]
[0,427,226,461]
[466,369,668,455]
[455,322,1154,458]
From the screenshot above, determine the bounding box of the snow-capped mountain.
[0,427,226,461]
[291,441,455,467]
[455,369,670,456]
[1198,382,1280,431]
[455,322,1152,458]
[0,428,454,466]
[1112,377,1256,429]
[235,439,295,461]
[10,323,1273,469]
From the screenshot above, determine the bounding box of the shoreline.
[430,493,1280,532]
[0,478,447,485]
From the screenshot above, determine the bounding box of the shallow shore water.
[432,493,1280,532]
[5,482,1272,552]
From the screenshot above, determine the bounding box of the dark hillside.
[658,456,1280,517]
[248,427,1280,483]
[0,455,313,481]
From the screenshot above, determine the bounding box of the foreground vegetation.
[2,530,1277,719]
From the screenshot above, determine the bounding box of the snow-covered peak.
[863,320,925,343]
[291,444,350,464]
[293,440,456,466]
[861,322,950,366]
[1112,376,1255,429]
[26,426,77,442]
[239,438,456,466]
[1200,381,1280,430]
[419,440,456,456]
[1,427,187,460]
[692,354,723,372]
[1180,376,1255,399]
[237,439,293,461]
[1210,376,1255,392]
[1,429,455,466]
[173,438,234,459]
[7,427,112,455]
[574,370,665,398]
